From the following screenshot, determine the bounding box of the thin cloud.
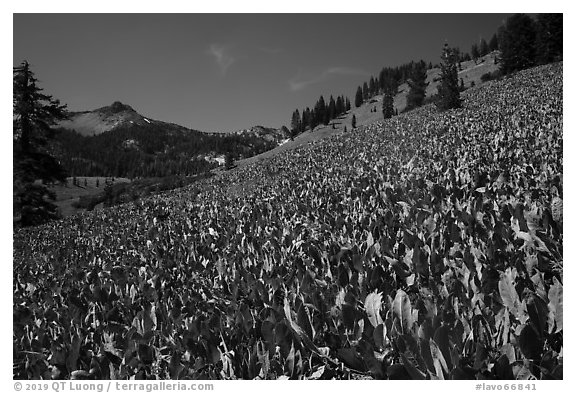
[289,66,370,91]
[208,44,236,75]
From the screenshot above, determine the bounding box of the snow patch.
[144,118,151,124]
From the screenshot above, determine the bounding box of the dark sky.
[14,13,511,132]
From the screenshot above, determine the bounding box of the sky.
[13,13,515,133]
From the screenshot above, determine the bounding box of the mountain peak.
[99,101,136,114]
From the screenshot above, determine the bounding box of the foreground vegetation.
[13,63,562,380]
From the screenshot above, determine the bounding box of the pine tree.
[351,114,357,129]
[436,44,462,111]
[405,62,428,111]
[335,96,344,116]
[13,61,68,226]
[328,96,336,122]
[309,108,317,130]
[479,38,489,56]
[304,108,312,130]
[301,108,308,132]
[535,14,563,65]
[498,14,537,75]
[362,82,369,100]
[369,76,376,97]
[290,109,301,140]
[471,43,480,62]
[489,33,499,51]
[354,86,363,108]
[382,90,394,119]
[345,97,351,111]
[315,96,327,126]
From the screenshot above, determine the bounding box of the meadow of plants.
[13,63,563,380]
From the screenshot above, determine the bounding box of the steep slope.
[234,52,501,169]
[14,63,562,379]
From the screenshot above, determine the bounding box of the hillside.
[234,52,500,168]
[58,101,190,137]
[14,63,563,380]
[52,102,287,178]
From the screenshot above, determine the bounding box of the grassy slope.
[51,177,130,217]
[13,63,563,380]
[50,53,498,217]
[233,52,499,170]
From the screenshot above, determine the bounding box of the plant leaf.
[365,291,384,328]
[548,276,563,333]
[392,289,413,334]
[429,339,448,379]
[518,324,543,360]
[400,353,426,380]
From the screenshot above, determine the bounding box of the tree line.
[400,14,562,114]
[289,13,562,127]
[53,125,278,178]
[290,94,352,138]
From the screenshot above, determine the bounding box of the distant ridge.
[57,101,188,136]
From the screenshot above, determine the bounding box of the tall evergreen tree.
[436,44,462,111]
[354,86,363,108]
[535,13,563,65]
[13,61,68,226]
[315,96,327,126]
[489,33,499,51]
[479,38,489,56]
[328,96,336,122]
[304,108,312,130]
[405,62,428,111]
[362,82,369,100]
[498,14,537,75]
[382,90,394,119]
[309,108,317,130]
[345,97,351,111]
[301,108,309,132]
[351,114,357,129]
[471,43,480,61]
[290,109,301,139]
[335,96,344,116]
[369,76,376,97]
